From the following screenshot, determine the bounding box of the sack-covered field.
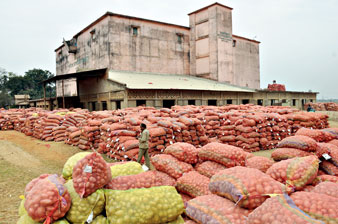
[73,153,111,198]
[62,152,92,180]
[267,155,319,191]
[276,136,318,152]
[271,148,312,161]
[64,180,105,223]
[109,161,144,178]
[209,166,285,209]
[195,161,226,178]
[247,194,324,224]
[176,171,211,198]
[291,191,338,223]
[24,174,71,222]
[185,195,249,224]
[312,181,338,198]
[164,143,198,164]
[151,154,185,179]
[198,142,246,167]
[105,186,184,224]
[245,156,274,173]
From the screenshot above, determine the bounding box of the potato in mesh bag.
[290,191,338,223]
[185,195,249,224]
[105,186,184,224]
[151,154,185,179]
[195,161,226,178]
[17,214,70,224]
[164,143,198,164]
[266,155,319,191]
[165,215,184,224]
[109,161,144,178]
[92,215,108,224]
[247,194,325,224]
[271,147,312,161]
[312,181,338,198]
[276,136,318,152]
[62,152,91,180]
[64,180,105,223]
[176,171,211,198]
[209,166,285,209]
[245,156,274,173]
[312,175,338,185]
[73,152,112,198]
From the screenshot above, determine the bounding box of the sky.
[0,0,337,99]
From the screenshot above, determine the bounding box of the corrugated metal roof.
[108,70,255,92]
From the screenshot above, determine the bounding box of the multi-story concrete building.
[44,2,316,111]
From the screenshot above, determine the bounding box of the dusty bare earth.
[0,121,337,223]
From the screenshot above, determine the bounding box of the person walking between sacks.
[137,123,151,168]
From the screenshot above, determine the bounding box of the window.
[301,99,305,106]
[102,101,107,110]
[91,102,96,111]
[163,100,175,108]
[310,99,313,103]
[292,99,297,106]
[232,40,237,47]
[282,99,287,103]
[242,99,250,105]
[90,29,96,40]
[132,27,138,36]
[177,34,183,44]
[116,101,121,110]
[257,99,263,106]
[188,100,195,105]
[208,100,217,106]
[226,99,233,105]
[136,100,146,107]
[271,99,275,105]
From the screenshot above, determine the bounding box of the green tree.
[23,69,55,99]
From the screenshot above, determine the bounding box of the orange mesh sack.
[185,195,249,224]
[73,152,112,198]
[24,174,71,223]
[151,154,184,179]
[164,143,198,164]
[176,171,211,198]
[316,143,338,166]
[266,155,319,191]
[312,175,338,185]
[295,128,327,142]
[276,136,318,152]
[290,191,338,223]
[245,156,274,173]
[247,194,325,224]
[329,139,338,147]
[154,171,176,186]
[271,148,312,161]
[312,181,338,198]
[320,161,338,176]
[195,161,226,178]
[198,142,246,167]
[209,166,285,209]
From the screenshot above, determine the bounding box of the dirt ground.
[1,121,338,223]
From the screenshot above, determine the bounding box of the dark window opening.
[282,99,287,103]
[292,99,297,106]
[257,99,263,106]
[242,99,250,104]
[301,99,305,106]
[91,102,96,111]
[226,99,233,105]
[116,101,121,110]
[232,40,237,47]
[177,34,183,44]
[163,100,175,108]
[188,100,195,105]
[208,100,217,106]
[310,99,313,103]
[102,101,107,110]
[132,27,138,36]
[136,100,146,107]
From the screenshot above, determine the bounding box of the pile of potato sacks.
[18,127,338,224]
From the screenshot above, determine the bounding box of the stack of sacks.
[286,112,329,132]
[52,126,67,142]
[176,171,211,198]
[295,127,335,142]
[23,114,39,136]
[78,120,101,150]
[40,114,63,141]
[64,127,81,146]
[268,83,286,91]
[0,112,13,130]
[62,112,87,127]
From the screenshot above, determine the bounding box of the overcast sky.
[0,0,337,99]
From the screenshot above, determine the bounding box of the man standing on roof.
[137,123,151,169]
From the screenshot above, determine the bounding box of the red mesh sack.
[209,166,285,209]
[177,161,194,173]
[185,195,249,224]
[312,181,338,198]
[198,142,246,167]
[176,171,211,198]
[248,194,325,224]
[291,191,338,223]
[312,175,338,185]
[164,143,198,164]
[316,143,338,165]
[24,174,54,196]
[73,153,112,198]
[266,155,319,191]
[154,171,176,186]
[271,148,312,161]
[320,161,338,176]
[195,161,226,178]
[321,128,338,139]
[151,154,184,179]
[302,185,315,192]
[180,193,192,204]
[24,174,71,223]
[329,139,338,147]
[295,128,326,142]
[276,136,318,152]
[245,156,274,173]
